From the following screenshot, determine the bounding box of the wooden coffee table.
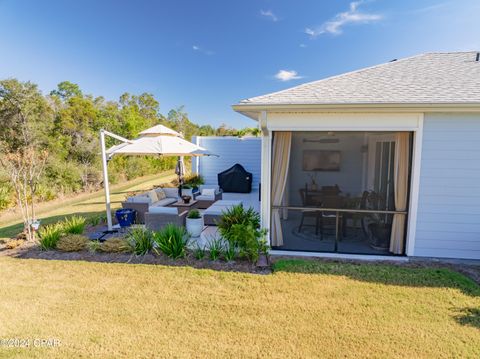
[169,200,199,213]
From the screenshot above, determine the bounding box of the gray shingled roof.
[237,52,480,106]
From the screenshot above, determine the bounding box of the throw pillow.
[147,190,159,203]
[155,188,166,200]
[201,188,216,197]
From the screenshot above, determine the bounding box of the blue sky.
[1,0,479,128]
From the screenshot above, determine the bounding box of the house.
[231,52,480,260]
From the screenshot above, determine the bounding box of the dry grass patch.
[0,258,478,358]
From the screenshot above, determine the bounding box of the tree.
[50,81,82,100]
[0,79,51,240]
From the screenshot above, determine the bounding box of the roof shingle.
[237,52,480,106]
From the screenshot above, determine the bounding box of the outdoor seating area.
[120,184,259,241]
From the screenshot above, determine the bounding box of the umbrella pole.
[100,130,113,231]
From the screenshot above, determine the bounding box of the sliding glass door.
[271,131,412,255]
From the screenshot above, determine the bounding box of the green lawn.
[0,257,478,358]
[0,171,176,240]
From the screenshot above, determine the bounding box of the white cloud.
[192,45,214,55]
[260,9,279,22]
[275,70,303,82]
[305,1,382,37]
[299,43,307,48]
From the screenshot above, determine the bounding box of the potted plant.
[184,174,204,192]
[181,184,193,197]
[186,209,203,237]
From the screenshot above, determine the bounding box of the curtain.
[390,133,410,254]
[271,132,292,247]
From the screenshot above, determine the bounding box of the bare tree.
[0,148,48,241]
[0,79,51,241]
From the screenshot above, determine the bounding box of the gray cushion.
[127,195,151,204]
[204,200,243,216]
[153,198,177,207]
[162,187,179,198]
[148,206,178,215]
[196,194,215,201]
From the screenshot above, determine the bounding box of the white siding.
[415,113,480,259]
[192,137,261,189]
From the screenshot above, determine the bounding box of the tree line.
[0,79,259,211]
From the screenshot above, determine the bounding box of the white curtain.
[390,133,410,254]
[271,132,292,246]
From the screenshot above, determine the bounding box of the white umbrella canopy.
[106,124,216,157]
[139,124,182,137]
[106,135,214,157]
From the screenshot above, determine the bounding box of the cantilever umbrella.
[100,124,216,232]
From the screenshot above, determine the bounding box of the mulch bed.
[0,241,271,274]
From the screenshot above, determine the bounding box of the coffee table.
[169,199,199,214]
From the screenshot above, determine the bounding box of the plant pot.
[182,188,193,197]
[115,208,136,228]
[29,220,41,231]
[182,195,191,204]
[186,217,204,237]
[256,254,269,268]
[368,223,391,250]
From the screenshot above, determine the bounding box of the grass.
[1,257,477,358]
[0,171,176,240]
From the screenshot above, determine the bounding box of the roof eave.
[232,102,480,120]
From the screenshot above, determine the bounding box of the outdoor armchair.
[194,185,223,209]
[144,206,187,231]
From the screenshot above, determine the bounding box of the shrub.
[5,239,24,250]
[62,215,86,234]
[100,237,131,253]
[56,234,89,252]
[88,240,102,253]
[206,236,223,261]
[153,224,189,259]
[183,174,204,188]
[193,244,206,260]
[218,204,260,236]
[0,184,13,210]
[38,223,63,250]
[187,209,201,219]
[126,226,153,255]
[223,241,236,262]
[218,204,263,262]
[227,223,261,262]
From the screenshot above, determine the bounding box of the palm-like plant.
[153,224,189,259]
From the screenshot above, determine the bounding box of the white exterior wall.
[414,113,480,259]
[192,136,261,189]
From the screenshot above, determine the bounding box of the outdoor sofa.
[122,187,179,223]
[145,206,187,231]
[194,185,223,209]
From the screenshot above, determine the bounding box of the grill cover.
[217,164,252,193]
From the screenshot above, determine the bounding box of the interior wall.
[287,132,365,205]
